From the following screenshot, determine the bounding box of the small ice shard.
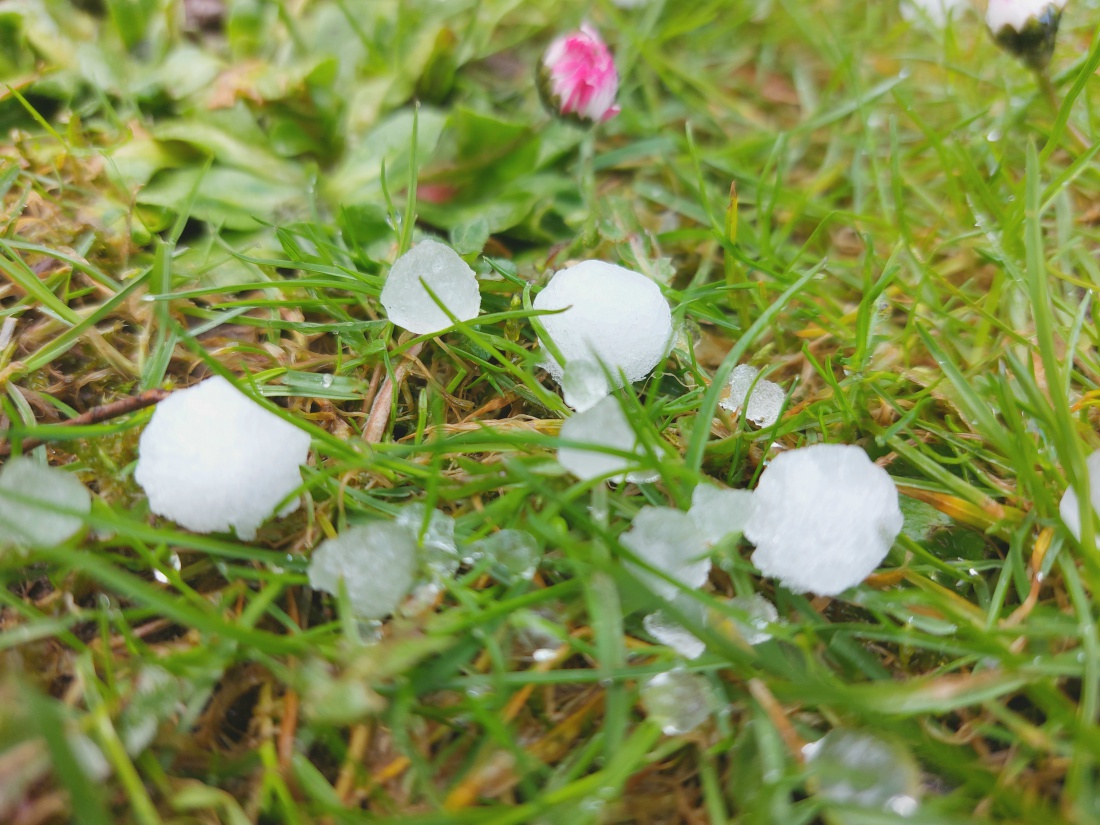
[1058,450,1100,541]
[380,239,481,335]
[476,529,541,582]
[644,597,706,660]
[0,458,90,549]
[307,523,417,619]
[534,261,672,406]
[558,395,658,484]
[396,503,459,578]
[561,359,609,412]
[620,507,710,601]
[689,483,755,546]
[640,669,713,735]
[803,729,921,815]
[721,594,779,645]
[719,364,785,427]
[744,443,902,596]
[135,376,311,541]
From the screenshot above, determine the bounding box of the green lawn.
[2,0,1100,822]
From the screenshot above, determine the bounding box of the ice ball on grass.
[620,507,710,601]
[644,595,707,660]
[803,729,921,815]
[396,503,460,578]
[135,376,311,541]
[720,594,779,646]
[720,364,785,428]
[308,523,417,619]
[0,458,90,549]
[744,444,902,596]
[380,239,481,336]
[558,395,658,484]
[689,482,755,546]
[640,669,714,735]
[533,261,672,408]
[1058,449,1100,542]
[474,529,541,583]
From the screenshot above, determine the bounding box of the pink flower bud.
[537,24,621,125]
[986,0,1067,70]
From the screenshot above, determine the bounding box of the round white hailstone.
[533,261,672,407]
[380,239,481,335]
[307,523,417,619]
[558,395,659,484]
[986,0,1065,33]
[689,483,756,545]
[1058,449,1100,541]
[744,444,902,596]
[620,506,711,601]
[720,364,785,428]
[135,376,311,541]
[0,458,90,548]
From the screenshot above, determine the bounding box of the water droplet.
[321,374,334,388]
[532,647,558,663]
[987,129,1002,142]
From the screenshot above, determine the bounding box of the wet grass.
[2,0,1100,822]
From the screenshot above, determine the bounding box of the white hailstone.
[901,0,968,26]
[396,503,460,577]
[560,359,610,413]
[307,523,417,619]
[557,395,658,484]
[0,458,90,549]
[744,444,902,596]
[689,482,755,545]
[640,669,714,735]
[533,261,672,408]
[620,507,710,601]
[135,376,311,541]
[475,529,541,582]
[380,239,481,335]
[803,730,921,815]
[723,594,779,646]
[644,597,707,660]
[1058,449,1100,541]
[986,0,1065,33]
[720,364,785,428]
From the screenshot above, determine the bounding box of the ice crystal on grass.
[473,529,541,583]
[688,483,755,546]
[0,458,90,549]
[644,597,706,660]
[1058,450,1100,541]
[307,523,417,619]
[640,669,713,735]
[135,376,310,541]
[620,507,710,601]
[744,444,902,596]
[803,730,921,815]
[534,261,672,408]
[397,503,460,578]
[558,395,657,484]
[723,594,779,646]
[380,239,481,335]
[719,364,784,427]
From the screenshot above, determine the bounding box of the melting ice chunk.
[475,529,541,583]
[722,594,779,645]
[644,596,706,660]
[688,483,755,546]
[720,364,785,427]
[1058,449,1100,541]
[135,376,311,541]
[744,444,902,596]
[396,503,460,578]
[534,261,672,407]
[561,359,610,413]
[308,523,417,619]
[380,239,481,335]
[640,669,714,735]
[558,395,658,484]
[0,457,90,549]
[620,507,710,601]
[803,729,922,815]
